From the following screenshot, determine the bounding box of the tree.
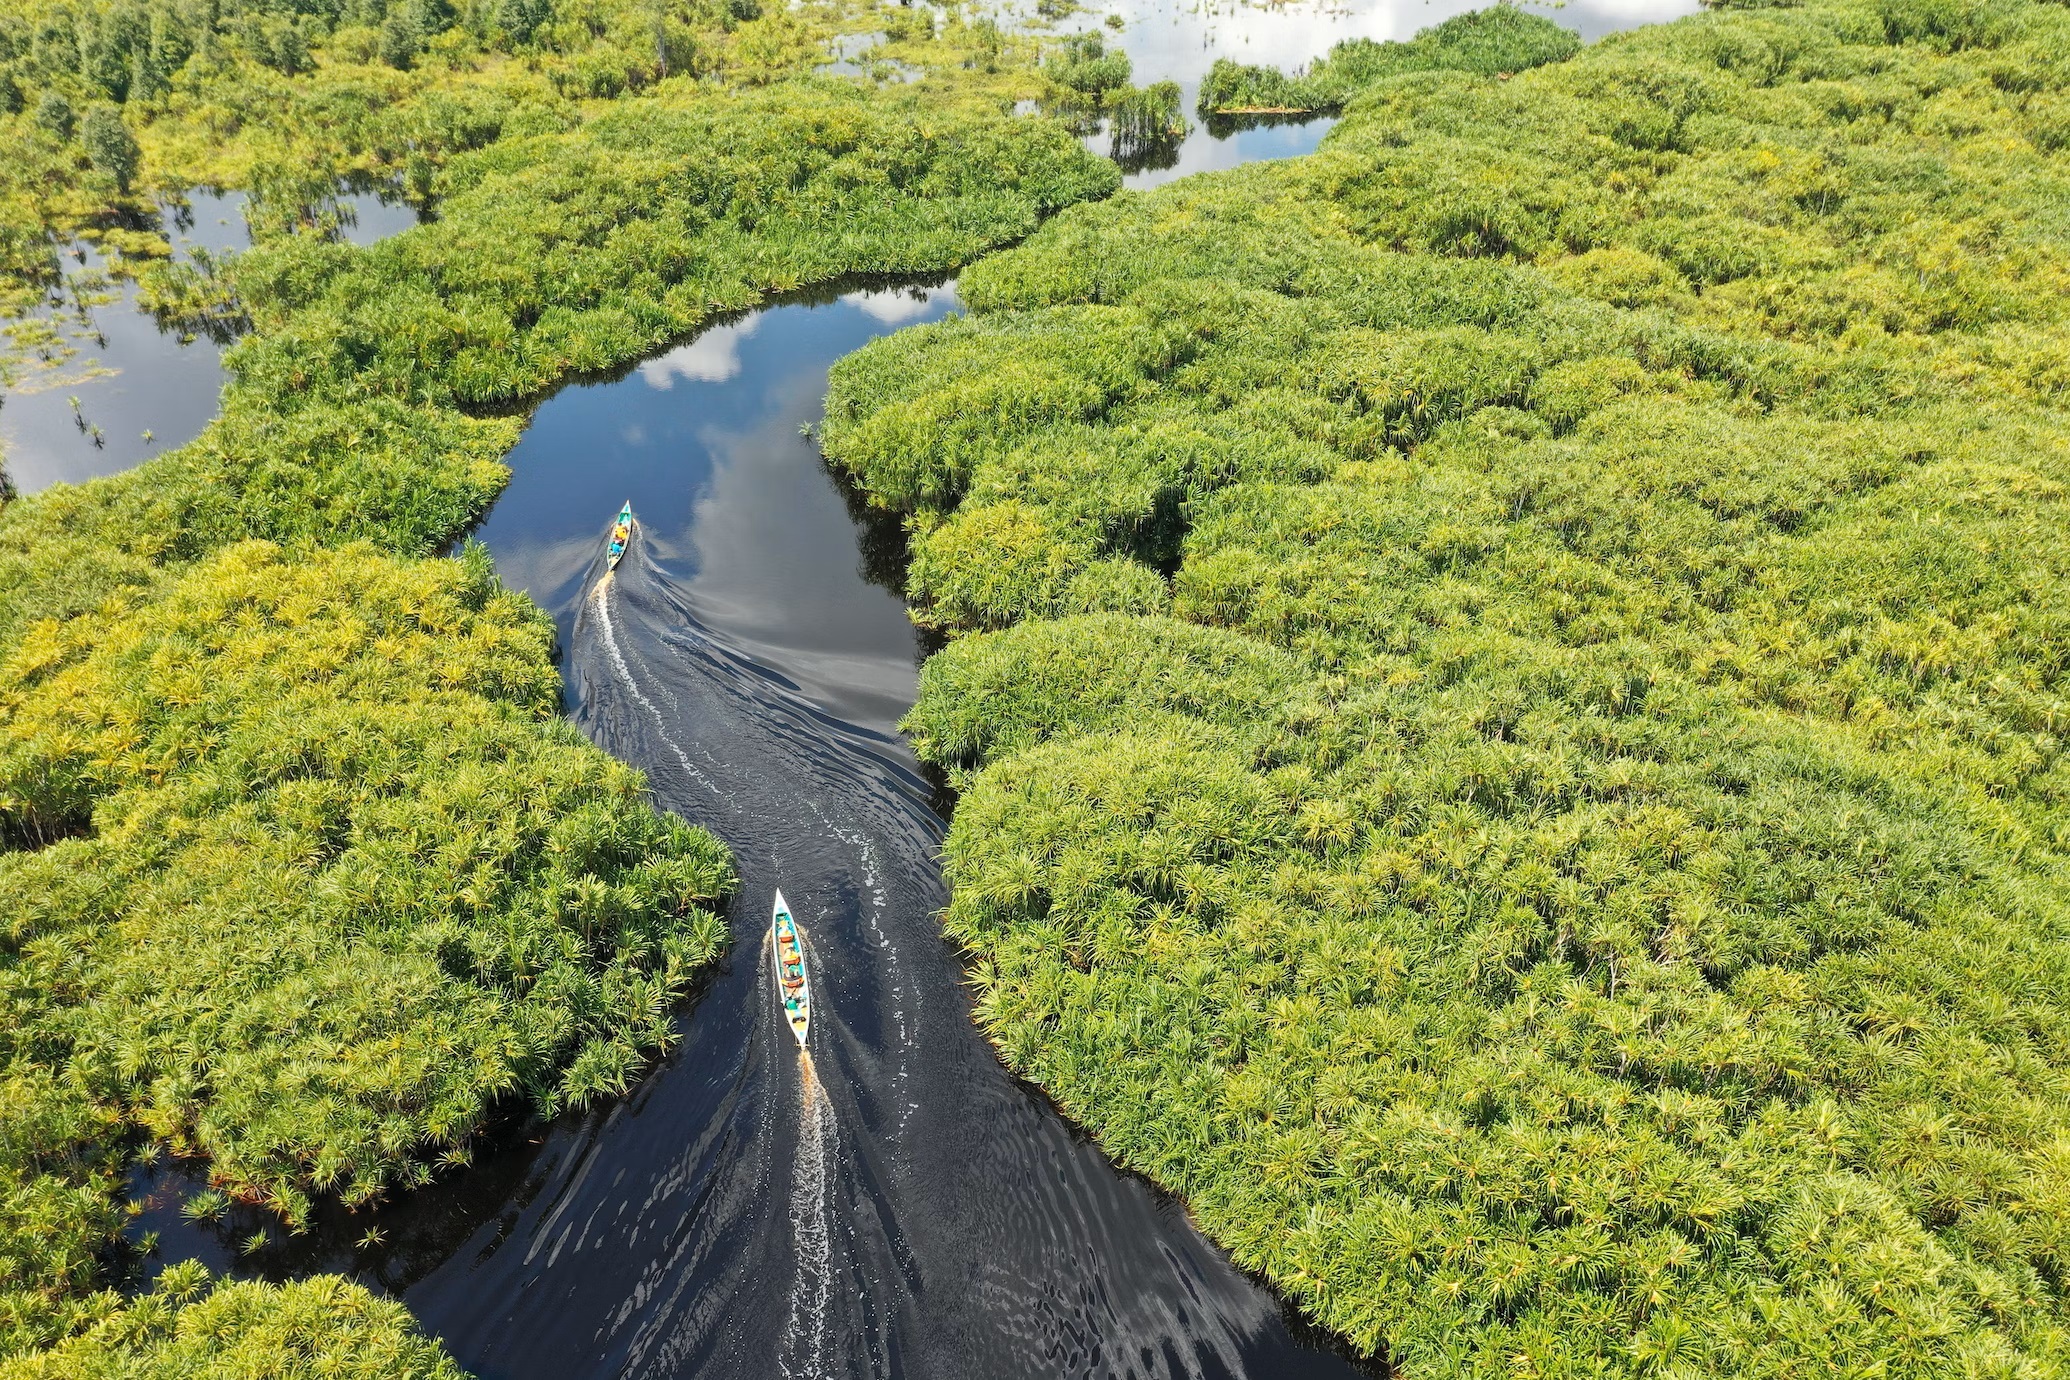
[34,90,74,140]
[378,11,420,68]
[267,18,312,75]
[82,103,140,192]
[496,0,552,46]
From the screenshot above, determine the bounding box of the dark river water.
[121,1,1701,1374]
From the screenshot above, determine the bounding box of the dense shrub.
[231,81,1117,408]
[1045,29,1129,98]
[2,1263,471,1378]
[824,1,2070,1374]
[0,542,735,1360]
[77,102,137,191]
[0,0,1052,343]
[1108,78,1186,156]
[1,542,736,1221]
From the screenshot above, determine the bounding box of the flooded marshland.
[0,184,418,493]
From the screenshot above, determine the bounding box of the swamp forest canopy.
[0,3,1115,1373]
[821,0,2070,1374]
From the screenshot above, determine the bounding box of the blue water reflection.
[472,282,957,732]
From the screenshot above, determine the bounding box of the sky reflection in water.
[471,283,952,734]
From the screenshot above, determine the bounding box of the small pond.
[0,184,419,494]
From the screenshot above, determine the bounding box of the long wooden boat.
[606,501,633,570]
[771,890,810,1048]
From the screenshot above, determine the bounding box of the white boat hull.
[771,890,810,1048]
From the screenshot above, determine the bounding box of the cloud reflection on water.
[639,316,764,388]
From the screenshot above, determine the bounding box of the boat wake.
[586,573,730,808]
[782,1054,837,1380]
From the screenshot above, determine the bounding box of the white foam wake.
[780,1057,837,1379]
[592,579,728,804]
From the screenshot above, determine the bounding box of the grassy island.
[0,3,1114,1371]
[824,0,2070,1374]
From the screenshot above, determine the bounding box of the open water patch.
[0,182,420,494]
[1044,0,1704,188]
[468,279,951,733]
[816,30,926,81]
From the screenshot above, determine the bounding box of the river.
[423,276,1386,1377]
[124,1,1699,1375]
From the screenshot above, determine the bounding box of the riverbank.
[822,0,2070,1373]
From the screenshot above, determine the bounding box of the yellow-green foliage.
[1197,7,1581,118]
[2,541,734,1212]
[0,1067,126,1354]
[2,1262,468,1378]
[231,79,1117,407]
[0,397,518,647]
[0,541,733,1348]
[823,1,2070,1374]
[0,0,1047,347]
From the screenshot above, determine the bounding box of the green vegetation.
[0,12,1114,1376]
[0,0,1049,377]
[78,101,138,191]
[1039,26,1185,162]
[0,540,729,1363]
[824,0,2070,1373]
[3,541,735,1222]
[1044,27,1128,99]
[1197,7,1580,119]
[1107,78,1184,157]
[3,1263,470,1378]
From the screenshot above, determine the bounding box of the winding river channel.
[121,0,1698,1374]
[423,279,1382,1378]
